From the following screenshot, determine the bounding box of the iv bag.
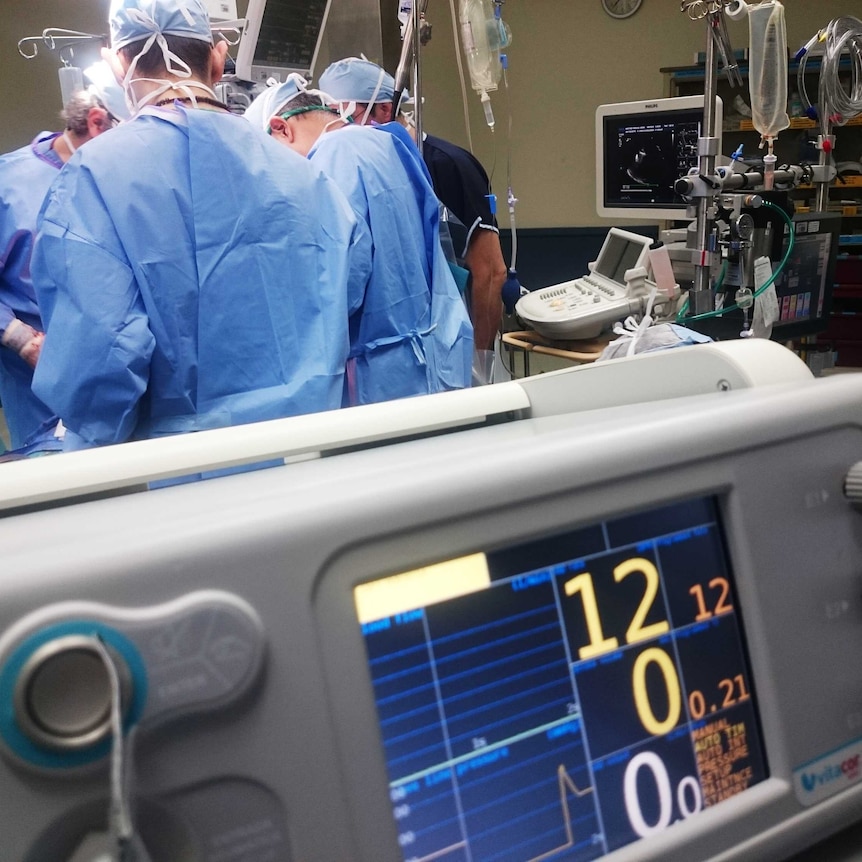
[748,1,790,139]
[458,0,510,95]
[398,0,412,35]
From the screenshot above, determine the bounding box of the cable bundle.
[798,16,862,140]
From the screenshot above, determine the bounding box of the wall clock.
[601,0,643,19]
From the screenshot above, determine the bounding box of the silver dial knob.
[13,635,131,751]
[844,461,862,507]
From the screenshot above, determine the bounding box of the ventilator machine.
[3,340,862,861]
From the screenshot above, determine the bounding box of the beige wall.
[416,0,862,228]
[3,2,110,152]
[3,0,860,227]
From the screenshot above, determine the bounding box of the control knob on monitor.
[843,462,862,507]
[13,635,131,752]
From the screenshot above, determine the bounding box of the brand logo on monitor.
[644,103,659,109]
[798,753,861,800]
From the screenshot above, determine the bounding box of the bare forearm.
[465,229,507,351]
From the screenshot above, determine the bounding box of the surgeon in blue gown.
[0,91,116,451]
[245,77,473,407]
[31,0,371,450]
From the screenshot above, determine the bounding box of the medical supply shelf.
[811,251,862,366]
[793,177,862,243]
[735,116,862,132]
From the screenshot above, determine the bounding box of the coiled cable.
[797,16,862,136]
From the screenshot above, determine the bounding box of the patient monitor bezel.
[312,417,862,861]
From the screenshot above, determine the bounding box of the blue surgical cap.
[109,0,213,50]
[244,74,307,131]
[318,58,395,103]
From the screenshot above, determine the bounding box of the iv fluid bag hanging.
[458,0,510,95]
[58,66,84,109]
[748,1,790,139]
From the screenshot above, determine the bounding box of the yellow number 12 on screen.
[564,557,670,660]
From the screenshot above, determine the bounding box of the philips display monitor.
[596,96,723,222]
[234,0,331,84]
[771,212,841,340]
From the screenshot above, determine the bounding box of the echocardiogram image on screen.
[603,109,703,212]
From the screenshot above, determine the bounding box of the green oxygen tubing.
[676,200,795,323]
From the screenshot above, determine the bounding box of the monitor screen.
[594,229,652,284]
[596,96,723,222]
[355,495,767,861]
[771,212,841,340]
[234,0,331,84]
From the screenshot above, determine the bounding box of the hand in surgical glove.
[472,349,495,386]
[1,318,44,368]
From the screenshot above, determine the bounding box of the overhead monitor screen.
[596,97,722,222]
[235,0,330,83]
[355,496,767,861]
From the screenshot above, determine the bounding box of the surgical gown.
[307,123,473,406]
[0,133,61,449]
[32,106,371,449]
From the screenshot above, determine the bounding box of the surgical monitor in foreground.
[0,342,861,861]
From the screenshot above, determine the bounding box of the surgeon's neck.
[54,128,94,162]
[131,77,217,108]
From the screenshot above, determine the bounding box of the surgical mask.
[62,131,78,154]
[271,104,349,140]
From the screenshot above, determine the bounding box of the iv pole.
[393,0,430,152]
[689,12,722,317]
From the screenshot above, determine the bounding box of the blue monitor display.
[356,496,767,861]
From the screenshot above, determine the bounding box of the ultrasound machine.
[2,340,862,862]
[517,94,840,347]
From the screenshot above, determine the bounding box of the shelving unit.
[664,60,862,365]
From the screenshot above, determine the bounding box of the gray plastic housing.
[2,372,862,861]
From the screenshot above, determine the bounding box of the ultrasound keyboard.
[515,275,641,340]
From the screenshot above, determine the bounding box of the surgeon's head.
[317,57,395,126]
[245,74,345,157]
[53,90,116,163]
[103,0,227,114]
[62,91,116,138]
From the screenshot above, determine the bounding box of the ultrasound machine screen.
[596,96,722,222]
[594,231,652,284]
